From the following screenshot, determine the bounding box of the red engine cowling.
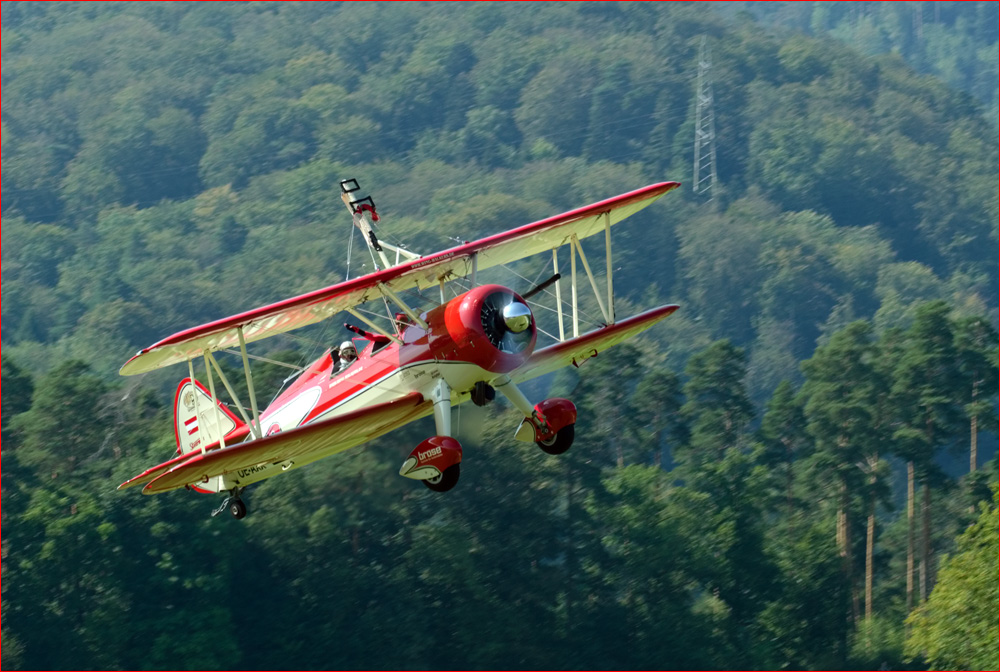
[423,284,537,374]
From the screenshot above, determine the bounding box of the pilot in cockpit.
[338,340,358,366]
[330,340,357,376]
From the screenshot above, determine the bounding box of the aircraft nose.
[502,301,532,333]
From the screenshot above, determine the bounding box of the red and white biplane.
[118,180,680,518]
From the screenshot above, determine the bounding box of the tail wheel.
[423,463,460,492]
[537,423,575,455]
[229,499,248,519]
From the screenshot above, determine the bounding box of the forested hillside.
[727,1,1000,115]
[2,3,997,669]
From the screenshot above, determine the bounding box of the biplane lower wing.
[136,392,429,494]
[511,304,680,384]
[118,447,211,491]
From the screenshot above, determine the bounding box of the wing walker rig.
[118,179,681,518]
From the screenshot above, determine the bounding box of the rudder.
[174,378,246,454]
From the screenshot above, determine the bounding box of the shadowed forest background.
[2,2,998,670]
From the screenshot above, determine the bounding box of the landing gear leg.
[492,375,535,417]
[399,378,463,492]
[430,378,452,436]
[494,374,554,435]
[494,376,576,452]
[211,486,247,519]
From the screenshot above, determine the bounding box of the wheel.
[229,499,248,519]
[471,381,495,407]
[423,463,460,492]
[537,423,574,455]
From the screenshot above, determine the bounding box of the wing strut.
[571,233,612,325]
[205,351,260,439]
[604,211,615,325]
[548,210,616,340]
[237,327,263,439]
[571,240,579,337]
[345,308,403,345]
[185,354,231,453]
[202,352,227,451]
[378,283,429,330]
[553,249,565,341]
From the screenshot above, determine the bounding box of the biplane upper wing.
[510,304,680,384]
[120,182,679,375]
[128,392,429,494]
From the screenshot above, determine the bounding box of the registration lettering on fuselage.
[237,463,271,479]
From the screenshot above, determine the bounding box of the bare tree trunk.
[785,439,795,530]
[836,505,846,554]
[970,413,978,473]
[865,454,877,623]
[865,505,875,650]
[837,479,859,625]
[970,378,979,473]
[653,426,663,469]
[865,506,875,619]
[920,482,934,601]
[906,460,915,613]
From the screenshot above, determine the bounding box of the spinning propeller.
[479,291,534,354]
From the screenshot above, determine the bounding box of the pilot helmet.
[339,340,357,360]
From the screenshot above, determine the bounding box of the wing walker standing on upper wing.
[118,179,682,519]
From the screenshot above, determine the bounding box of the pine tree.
[632,367,687,469]
[890,301,965,609]
[7,360,109,479]
[952,316,999,474]
[757,379,812,525]
[906,489,999,670]
[801,321,888,626]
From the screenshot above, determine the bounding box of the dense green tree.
[674,339,778,665]
[755,521,851,668]
[2,3,998,668]
[680,339,754,465]
[890,301,966,609]
[7,360,109,478]
[632,367,687,468]
[800,321,889,625]
[953,316,1000,473]
[675,198,774,344]
[906,491,1000,671]
[756,379,811,523]
[1,356,35,440]
[598,466,734,668]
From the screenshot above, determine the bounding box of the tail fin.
[174,378,247,455]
